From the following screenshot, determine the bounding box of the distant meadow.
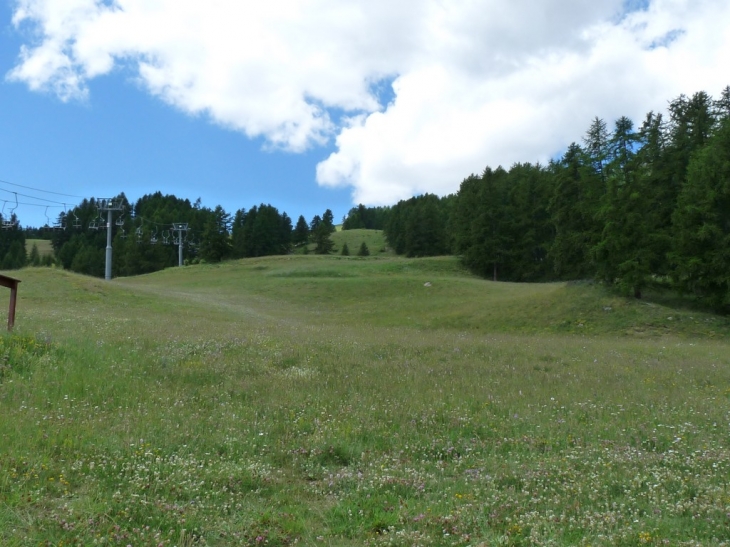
[0,256,729,546]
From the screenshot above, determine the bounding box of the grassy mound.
[0,258,728,546]
[118,254,729,338]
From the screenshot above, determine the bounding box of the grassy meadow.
[25,239,54,258]
[300,229,392,256]
[1,254,729,546]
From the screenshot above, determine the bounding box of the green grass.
[330,229,391,255]
[25,239,54,257]
[297,228,392,255]
[0,255,729,546]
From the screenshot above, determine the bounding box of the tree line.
[2,86,728,311]
[382,87,730,311]
[0,191,345,277]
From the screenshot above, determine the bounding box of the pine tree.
[293,215,309,246]
[322,209,336,234]
[0,214,27,270]
[342,205,366,229]
[198,206,232,262]
[384,204,407,254]
[451,174,481,259]
[310,215,322,234]
[634,110,672,276]
[671,117,730,311]
[593,116,652,297]
[231,208,247,258]
[460,167,511,281]
[341,242,350,256]
[583,117,610,184]
[714,85,730,120]
[357,242,370,256]
[313,224,334,254]
[548,140,604,280]
[385,195,449,258]
[279,212,293,254]
[404,194,448,257]
[29,243,41,266]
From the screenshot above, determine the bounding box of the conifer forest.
[3,87,730,312]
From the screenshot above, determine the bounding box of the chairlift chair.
[3,193,19,229]
[53,207,66,230]
[0,201,11,230]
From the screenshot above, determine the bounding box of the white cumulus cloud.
[8,0,730,204]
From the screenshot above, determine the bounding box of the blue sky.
[0,3,355,228]
[2,0,728,229]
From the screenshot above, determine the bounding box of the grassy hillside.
[1,257,729,546]
[121,254,729,337]
[299,228,392,256]
[330,229,391,255]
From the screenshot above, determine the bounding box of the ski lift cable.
[0,178,87,199]
[0,187,70,206]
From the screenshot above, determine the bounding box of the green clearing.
[330,229,391,255]
[1,255,729,546]
[25,239,54,257]
[299,229,392,256]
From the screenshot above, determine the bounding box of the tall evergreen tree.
[451,174,482,259]
[635,110,673,277]
[671,117,730,311]
[459,167,511,281]
[231,208,247,258]
[322,209,336,234]
[714,85,730,120]
[312,223,334,254]
[548,143,602,279]
[310,215,322,234]
[279,212,293,253]
[293,215,309,246]
[342,204,391,230]
[583,117,610,184]
[501,163,553,281]
[342,205,366,229]
[593,116,651,297]
[0,213,26,269]
[198,205,231,262]
[29,243,41,266]
[404,194,449,257]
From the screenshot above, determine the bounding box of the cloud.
[8,0,730,203]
